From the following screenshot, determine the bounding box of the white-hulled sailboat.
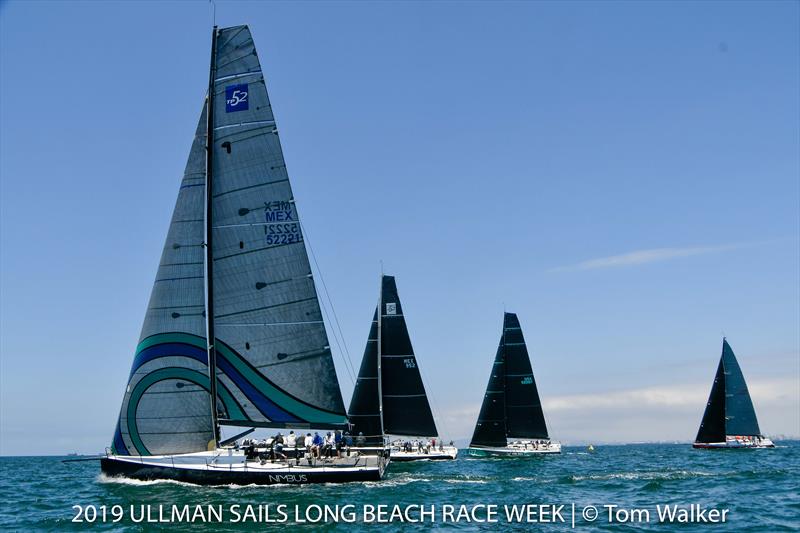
[693,339,774,449]
[467,313,561,457]
[101,25,388,485]
[347,275,458,461]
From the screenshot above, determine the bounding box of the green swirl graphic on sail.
[114,333,347,456]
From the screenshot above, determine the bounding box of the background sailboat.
[101,25,387,484]
[693,339,774,449]
[348,275,458,460]
[467,312,561,456]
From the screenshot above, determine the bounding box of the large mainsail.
[470,312,549,447]
[348,275,438,443]
[503,313,549,439]
[112,25,348,457]
[209,26,346,430]
[378,276,437,436]
[695,339,761,443]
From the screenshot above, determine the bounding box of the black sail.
[720,339,761,436]
[379,275,438,437]
[502,313,549,439]
[347,310,384,445]
[470,338,507,448]
[695,357,727,444]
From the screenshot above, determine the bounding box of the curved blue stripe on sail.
[130,342,208,379]
[216,354,301,424]
[130,341,300,423]
[112,421,129,455]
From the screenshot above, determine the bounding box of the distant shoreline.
[2,439,799,458]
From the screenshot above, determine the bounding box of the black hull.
[100,458,383,486]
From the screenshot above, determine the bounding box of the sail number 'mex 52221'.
[265,202,302,246]
[226,84,248,112]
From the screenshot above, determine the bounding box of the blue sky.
[1,1,798,455]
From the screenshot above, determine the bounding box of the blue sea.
[1,443,798,531]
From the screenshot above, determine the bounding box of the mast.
[501,314,507,438]
[377,274,385,440]
[204,25,220,447]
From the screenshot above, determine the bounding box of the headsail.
[470,312,549,448]
[111,25,348,457]
[347,309,384,445]
[469,323,507,448]
[348,275,438,442]
[112,105,215,456]
[695,339,761,443]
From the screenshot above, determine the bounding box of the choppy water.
[1,443,798,531]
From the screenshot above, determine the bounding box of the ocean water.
[1,443,798,531]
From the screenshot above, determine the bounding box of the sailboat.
[100,25,388,485]
[693,339,774,449]
[467,313,561,457]
[347,275,458,461]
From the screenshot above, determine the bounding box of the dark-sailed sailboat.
[101,25,388,485]
[693,339,774,449]
[348,275,458,461]
[467,313,560,456]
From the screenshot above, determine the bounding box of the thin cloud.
[551,243,745,272]
[543,378,797,413]
[437,378,799,443]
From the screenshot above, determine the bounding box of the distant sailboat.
[693,339,774,449]
[100,25,388,484]
[467,313,560,456]
[348,275,458,461]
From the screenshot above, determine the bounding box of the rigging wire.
[299,220,359,387]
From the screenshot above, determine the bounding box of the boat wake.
[96,474,296,489]
[96,474,197,488]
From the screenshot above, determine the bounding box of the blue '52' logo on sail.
[225,84,248,112]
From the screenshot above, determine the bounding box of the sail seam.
[215,70,262,82]
[214,120,275,131]
[214,297,317,319]
[212,178,289,199]
[155,276,203,282]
